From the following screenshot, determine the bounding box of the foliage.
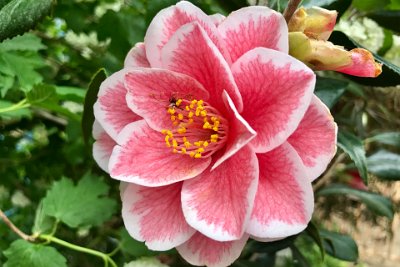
[0,0,399,266]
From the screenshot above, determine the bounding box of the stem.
[39,234,117,267]
[283,0,302,23]
[0,208,35,242]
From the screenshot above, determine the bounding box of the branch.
[283,0,302,23]
[0,208,35,242]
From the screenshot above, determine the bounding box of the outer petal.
[232,47,315,153]
[288,96,337,181]
[209,13,225,27]
[121,182,195,250]
[177,232,248,267]
[109,120,211,186]
[124,42,150,68]
[247,143,314,239]
[336,48,382,77]
[92,120,116,173]
[218,6,288,63]
[93,69,142,140]
[162,22,243,112]
[144,1,228,67]
[124,68,209,132]
[181,146,258,241]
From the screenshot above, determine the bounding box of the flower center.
[161,97,228,158]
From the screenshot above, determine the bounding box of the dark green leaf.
[82,68,107,144]
[42,173,117,228]
[3,239,67,267]
[246,235,298,254]
[26,84,56,104]
[367,132,400,147]
[305,222,325,260]
[317,184,394,219]
[338,131,368,184]
[320,229,358,262]
[367,10,400,33]
[0,0,53,42]
[290,245,310,267]
[120,229,159,257]
[329,31,400,87]
[314,77,348,108]
[367,150,400,180]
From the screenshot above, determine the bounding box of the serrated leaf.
[3,239,67,267]
[0,33,46,52]
[314,77,348,108]
[320,230,358,262]
[367,150,400,180]
[82,68,107,144]
[0,74,14,97]
[0,0,53,41]
[26,84,56,104]
[42,173,117,228]
[367,132,400,147]
[55,86,85,103]
[338,131,368,184]
[317,184,394,219]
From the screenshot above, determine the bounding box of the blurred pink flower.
[93,2,337,266]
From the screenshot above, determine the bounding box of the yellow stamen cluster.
[161,98,222,158]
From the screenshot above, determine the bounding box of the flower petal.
[177,232,248,267]
[232,47,315,153]
[181,146,258,241]
[288,96,337,181]
[145,1,227,67]
[218,6,288,63]
[247,142,314,239]
[94,69,142,140]
[121,182,195,250]
[336,48,382,77]
[212,91,256,170]
[92,120,116,173]
[124,68,209,132]
[124,42,150,68]
[109,120,211,186]
[162,22,243,113]
[209,13,225,27]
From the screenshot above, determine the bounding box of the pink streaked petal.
[336,48,382,77]
[232,47,315,153]
[288,95,337,181]
[124,68,209,132]
[218,6,288,63]
[212,91,256,170]
[247,142,314,239]
[181,146,258,241]
[145,1,228,67]
[124,42,150,68]
[109,120,211,186]
[177,232,249,267]
[209,13,225,27]
[92,120,116,173]
[94,69,142,140]
[162,22,243,113]
[121,182,195,250]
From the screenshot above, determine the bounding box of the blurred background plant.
[0,0,399,266]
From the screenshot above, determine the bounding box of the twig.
[0,208,35,242]
[313,153,346,192]
[283,0,302,23]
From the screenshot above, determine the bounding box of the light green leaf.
[3,239,67,267]
[320,229,358,262]
[32,201,56,235]
[353,0,390,12]
[0,33,46,52]
[26,84,56,104]
[0,0,53,41]
[0,74,14,97]
[338,131,368,184]
[317,184,394,219]
[367,132,400,147]
[42,173,117,228]
[55,86,86,103]
[0,100,31,120]
[367,150,400,180]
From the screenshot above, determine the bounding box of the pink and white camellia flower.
[92,2,337,266]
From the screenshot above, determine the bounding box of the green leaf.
[55,86,86,103]
[0,74,14,97]
[247,235,298,254]
[314,77,348,108]
[367,150,400,180]
[378,29,394,56]
[26,84,56,105]
[42,173,117,228]
[0,33,46,52]
[290,245,310,267]
[0,0,53,42]
[353,0,390,11]
[120,229,162,257]
[82,68,107,144]
[304,222,325,260]
[337,131,368,184]
[367,132,400,147]
[320,229,358,262]
[32,201,56,235]
[3,239,67,267]
[329,31,400,87]
[124,257,168,267]
[367,10,400,33]
[0,100,31,120]
[317,184,394,219]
